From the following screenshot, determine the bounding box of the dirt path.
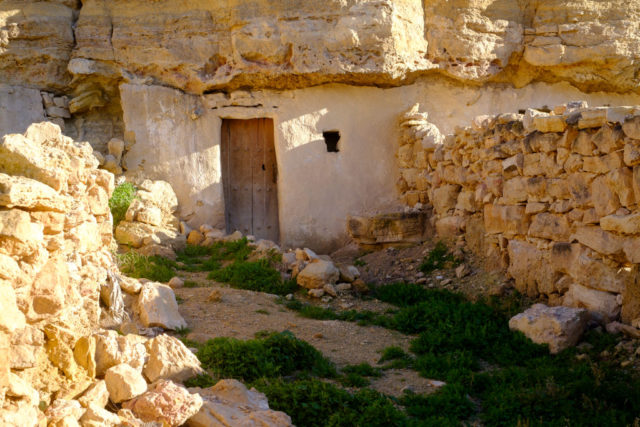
[171,242,503,397]
[174,275,444,396]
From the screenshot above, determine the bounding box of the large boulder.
[123,380,202,427]
[296,259,339,289]
[509,304,589,353]
[187,379,292,427]
[143,334,204,383]
[138,283,187,330]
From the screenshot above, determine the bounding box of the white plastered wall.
[120,80,640,252]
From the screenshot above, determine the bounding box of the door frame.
[218,115,282,243]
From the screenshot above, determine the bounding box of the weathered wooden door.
[221,118,279,243]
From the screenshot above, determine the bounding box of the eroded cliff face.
[2,0,639,95]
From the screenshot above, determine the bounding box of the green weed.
[108,182,136,228]
[116,251,175,282]
[183,280,202,288]
[195,331,337,382]
[419,241,460,273]
[209,259,297,296]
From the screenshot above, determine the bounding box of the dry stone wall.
[398,103,640,325]
[0,121,114,423]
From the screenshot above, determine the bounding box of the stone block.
[484,204,530,237]
[509,304,588,353]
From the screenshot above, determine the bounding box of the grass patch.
[419,241,460,273]
[209,259,297,296]
[116,251,175,282]
[195,331,337,382]
[378,346,413,369]
[282,299,386,326]
[254,379,408,427]
[255,309,270,315]
[108,182,136,228]
[172,239,295,296]
[183,280,202,288]
[175,326,191,337]
[283,282,640,425]
[184,373,216,388]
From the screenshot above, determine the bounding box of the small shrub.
[175,326,192,337]
[255,309,270,315]
[342,363,382,378]
[340,372,370,388]
[117,252,175,282]
[354,259,367,267]
[254,378,408,427]
[419,241,460,273]
[209,259,297,296]
[184,373,216,388]
[378,346,412,369]
[108,182,136,228]
[196,331,337,382]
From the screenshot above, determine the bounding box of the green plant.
[175,295,184,305]
[254,378,408,427]
[209,259,297,296]
[195,331,337,382]
[255,309,270,315]
[342,363,382,378]
[184,373,216,388]
[117,252,175,282]
[419,241,460,273]
[175,326,192,337]
[354,258,367,267]
[378,346,412,369]
[183,280,202,288]
[339,372,370,388]
[108,182,136,228]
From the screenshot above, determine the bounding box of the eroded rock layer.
[1,0,639,94]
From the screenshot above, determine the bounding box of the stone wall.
[0,122,114,423]
[398,103,640,324]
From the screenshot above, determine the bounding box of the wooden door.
[221,118,279,243]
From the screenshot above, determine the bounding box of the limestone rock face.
[137,283,188,330]
[0,1,77,91]
[61,0,640,95]
[122,380,203,427]
[509,304,589,354]
[143,334,203,383]
[187,379,293,427]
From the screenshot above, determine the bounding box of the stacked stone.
[0,122,115,423]
[399,103,640,326]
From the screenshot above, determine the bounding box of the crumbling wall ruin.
[398,104,640,325]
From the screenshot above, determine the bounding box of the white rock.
[509,304,589,354]
[104,363,148,403]
[296,259,339,289]
[168,277,184,289]
[323,283,337,297]
[138,282,187,330]
[143,334,204,383]
[123,380,202,426]
[78,380,109,409]
[563,284,621,322]
[187,379,292,427]
[79,404,121,427]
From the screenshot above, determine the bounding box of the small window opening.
[323,131,340,152]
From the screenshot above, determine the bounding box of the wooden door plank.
[221,118,279,242]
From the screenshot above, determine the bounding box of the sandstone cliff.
[2,0,639,95]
